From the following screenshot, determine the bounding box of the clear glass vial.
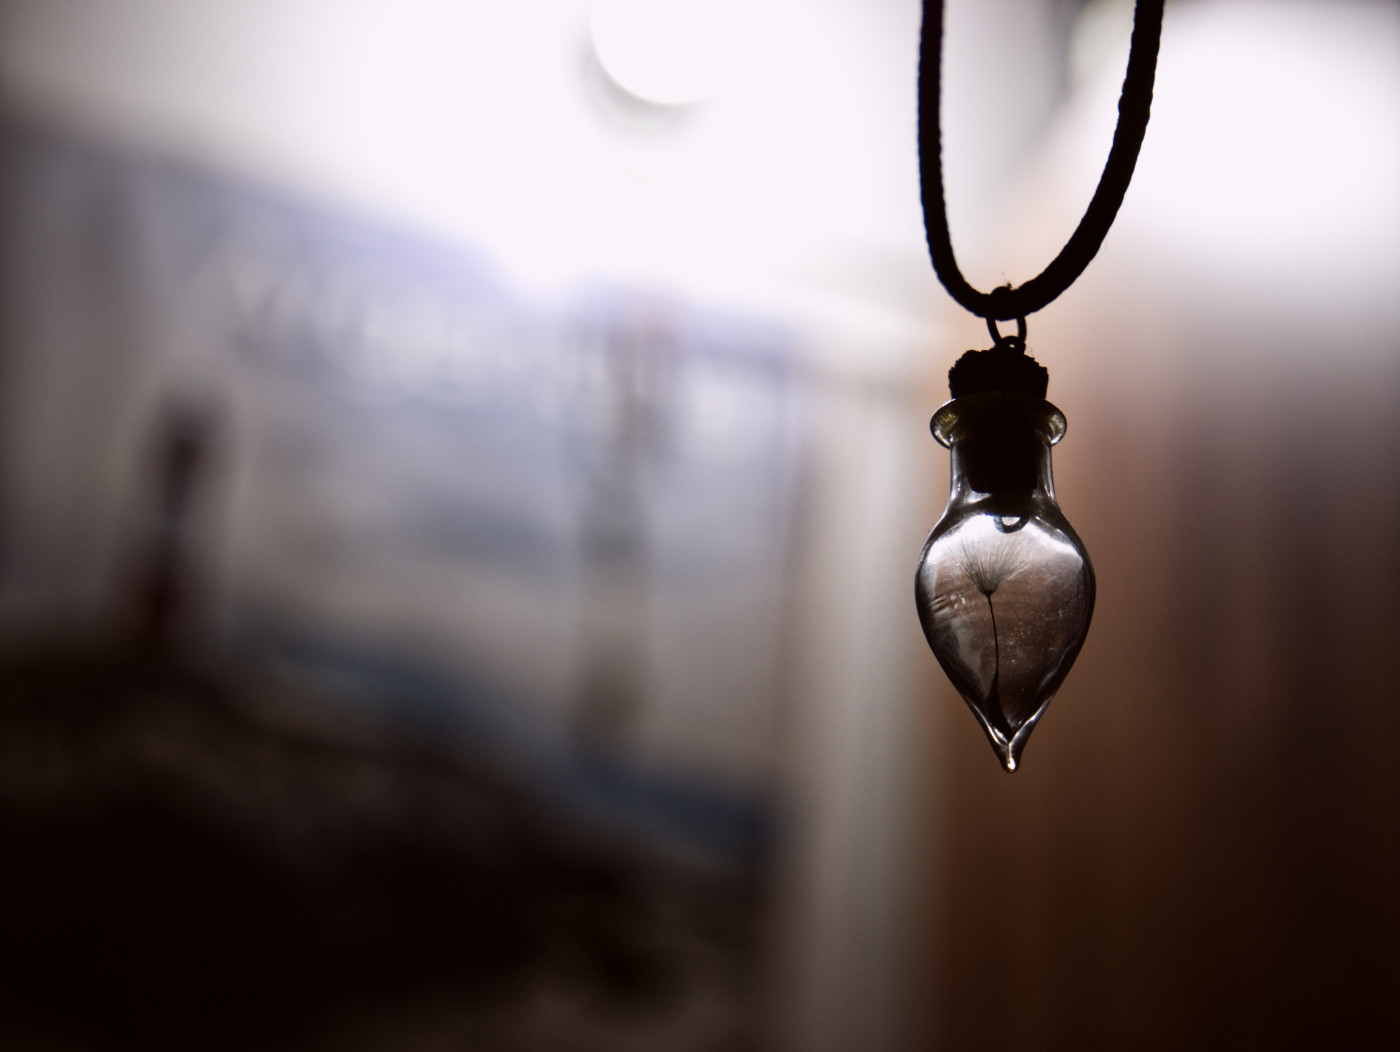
[915,391,1095,771]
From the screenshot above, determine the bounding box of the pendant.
[915,340,1095,771]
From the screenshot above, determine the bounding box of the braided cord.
[918,0,1164,321]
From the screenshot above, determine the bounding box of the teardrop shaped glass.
[915,393,1095,771]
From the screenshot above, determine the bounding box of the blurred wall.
[5,0,1395,1050]
[0,2,968,1049]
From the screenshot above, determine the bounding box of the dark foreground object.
[0,645,765,1051]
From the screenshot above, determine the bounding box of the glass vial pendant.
[915,349,1095,772]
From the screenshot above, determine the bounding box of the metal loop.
[987,315,1028,347]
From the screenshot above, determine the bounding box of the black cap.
[948,341,1049,399]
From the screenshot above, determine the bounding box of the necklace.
[914,0,1164,771]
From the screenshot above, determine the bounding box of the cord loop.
[919,0,1164,321]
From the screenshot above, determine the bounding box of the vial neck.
[950,422,1055,501]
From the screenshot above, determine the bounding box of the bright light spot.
[590,0,747,105]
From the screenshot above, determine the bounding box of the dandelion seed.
[955,537,1028,726]
[957,537,1028,597]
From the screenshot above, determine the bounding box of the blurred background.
[0,0,1396,1049]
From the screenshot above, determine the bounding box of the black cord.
[918,0,1164,322]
